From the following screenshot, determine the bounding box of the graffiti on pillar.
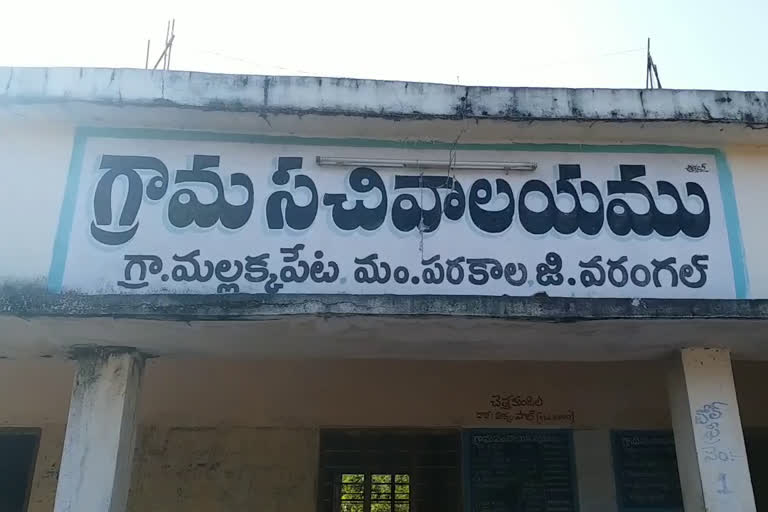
[696,401,739,465]
[696,401,727,444]
[695,401,737,500]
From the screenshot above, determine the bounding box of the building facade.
[2,67,768,512]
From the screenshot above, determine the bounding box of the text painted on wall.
[53,136,737,298]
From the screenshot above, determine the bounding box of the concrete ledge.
[4,287,768,360]
[3,288,768,321]
[2,67,768,125]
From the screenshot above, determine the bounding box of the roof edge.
[2,67,768,125]
[3,286,768,321]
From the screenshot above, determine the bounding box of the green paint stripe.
[48,131,87,293]
[715,150,749,298]
[78,126,719,155]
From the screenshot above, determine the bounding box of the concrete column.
[573,430,618,512]
[667,348,756,512]
[53,348,144,512]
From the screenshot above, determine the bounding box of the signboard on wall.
[464,429,578,512]
[611,431,683,512]
[49,128,745,298]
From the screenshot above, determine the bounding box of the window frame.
[318,429,461,512]
[335,472,412,512]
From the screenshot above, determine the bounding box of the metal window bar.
[320,431,460,512]
[339,473,410,512]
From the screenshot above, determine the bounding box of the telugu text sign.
[53,134,737,298]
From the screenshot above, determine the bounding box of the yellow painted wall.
[128,427,317,512]
[2,358,768,511]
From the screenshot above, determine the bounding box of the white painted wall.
[1,118,767,300]
[59,137,732,298]
[726,146,768,299]
[0,122,73,282]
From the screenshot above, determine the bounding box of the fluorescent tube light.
[315,156,537,172]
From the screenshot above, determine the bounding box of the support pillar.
[53,348,144,512]
[667,348,755,512]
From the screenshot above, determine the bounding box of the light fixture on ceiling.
[315,156,537,172]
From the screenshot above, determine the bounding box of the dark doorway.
[0,431,40,512]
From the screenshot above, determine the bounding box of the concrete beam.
[1,67,767,126]
[53,348,144,512]
[667,348,756,511]
[5,287,768,320]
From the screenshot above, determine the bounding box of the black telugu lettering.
[168,155,254,229]
[322,167,387,230]
[91,155,713,243]
[265,157,318,230]
[91,155,169,245]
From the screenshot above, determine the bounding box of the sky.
[1,0,766,91]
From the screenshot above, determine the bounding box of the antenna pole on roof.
[645,38,650,89]
[163,20,170,70]
[150,19,176,71]
[166,19,176,71]
[646,37,663,89]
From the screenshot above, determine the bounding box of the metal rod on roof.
[645,38,662,89]
[145,39,151,69]
[646,38,651,89]
[165,34,175,70]
[163,20,170,71]
[152,45,169,71]
[653,63,662,89]
[151,19,176,71]
[167,19,175,71]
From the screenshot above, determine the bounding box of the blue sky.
[2,0,766,90]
